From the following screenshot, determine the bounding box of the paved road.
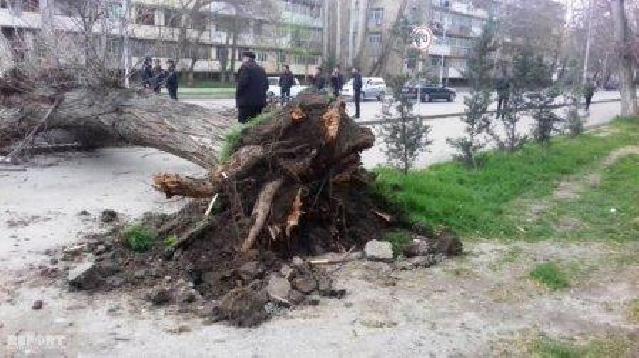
[188,90,623,169]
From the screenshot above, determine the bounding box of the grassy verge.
[160,87,236,100]
[529,262,570,290]
[523,155,639,242]
[375,118,639,239]
[529,336,637,358]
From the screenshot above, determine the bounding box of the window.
[216,46,228,61]
[165,9,182,28]
[256,51,268,62]
[135,6,155,25]
[368,8,383,26]
[368,33,382,56]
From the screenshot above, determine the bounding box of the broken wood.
[241,178,284,253]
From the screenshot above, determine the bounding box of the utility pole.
[439,9,449,86]
[122,0,132,88]
[582,0,593,84]
[348,0,355,66]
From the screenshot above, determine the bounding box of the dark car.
[403,82,456,102]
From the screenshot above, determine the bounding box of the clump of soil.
[53,94,462,327]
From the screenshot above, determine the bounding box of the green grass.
[530,262,570,290]
[382,231,413,257]
[186,80,235,89]
[629,299,639,323]
[164,235,178,249]
[219,110,277,163]
[124,225,156,252]
[530,336,636,358]
[375,119,639,238]
[526,155,639,242]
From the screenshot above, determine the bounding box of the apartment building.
[325,0,564,84]
[0,0,324,77]
[323,0,493,83]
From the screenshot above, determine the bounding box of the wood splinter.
[241,178,284,253]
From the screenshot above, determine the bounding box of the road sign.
[411,27,434,52]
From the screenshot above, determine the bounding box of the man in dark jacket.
[584,80,595,111]
[311,66,326,91]
[236,51,269,124]
[279,65,295,105]
[152,59,165,94]
[495,77,510,119]
[330,66,344,97]
[352,67,363,119]
[165,60,178,100]
[142,57,153,89]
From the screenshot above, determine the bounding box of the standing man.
[165,60,178,100]
[311,67,326,91]
[279,64,295,105]
[152,58,165,94]
[142,57,153,89]
[584,79,595,112]
[330,66,344,97]
[495,75,510,119]
[352,67,363,119]
[236,51,269,124]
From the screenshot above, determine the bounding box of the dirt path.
[1,147,638,357]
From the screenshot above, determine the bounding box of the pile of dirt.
[48,94,462,327]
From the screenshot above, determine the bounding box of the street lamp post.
[582,0,593,84]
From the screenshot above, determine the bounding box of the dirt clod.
[100,209,118,223]
[218,287,269,327]
[32,299,43,310]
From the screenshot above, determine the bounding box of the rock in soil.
[292,276,317,294]
[100,209,118,223]
[266,276,291,302]
[288,290,306,305]
[403,239,434,258]
[67,261,101,290]
[32,300,43,310]
[218,287,269,327]
[238,261,264,281]
[364,240,394,262]
[147,287,172,305]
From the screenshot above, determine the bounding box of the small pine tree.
[447,19,496,168]
[378,75,432,174]
[529,86,563,144]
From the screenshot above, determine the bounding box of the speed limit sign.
[411,27,434,52]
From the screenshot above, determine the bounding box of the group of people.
[141,57,179,100]
[235,50,365,124]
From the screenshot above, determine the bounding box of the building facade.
[0,0,324,77]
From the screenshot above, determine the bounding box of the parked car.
[342,77,388,101]
[267,77,307,99]
[403,81,456,102]
[603,81,620,91]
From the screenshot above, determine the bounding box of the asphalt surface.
[188,90,623,169]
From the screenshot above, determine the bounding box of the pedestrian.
[311,66,326,91]
[495,75,510,119]
[165,60,178,100]
[352,67,363,119]
[330,66,344,97]
[584,80,595,112]
[236,51,269,124]
[279,64,295,105]
[152,58,165,95]
[142,57,153,89]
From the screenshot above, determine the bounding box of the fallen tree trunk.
[1,85,231,167]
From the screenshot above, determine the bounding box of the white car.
[267,77,307,99]
[342,77,388,101]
